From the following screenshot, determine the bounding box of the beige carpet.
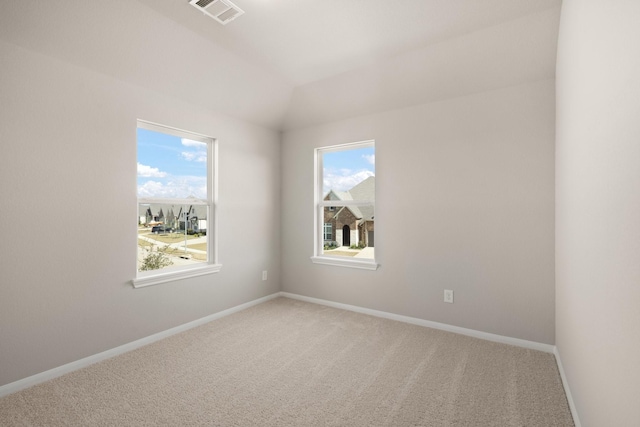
[0,297,574,426]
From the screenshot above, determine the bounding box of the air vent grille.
[189,0,244,25]
[195,0,216,7]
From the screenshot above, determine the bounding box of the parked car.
[151,226,171,234]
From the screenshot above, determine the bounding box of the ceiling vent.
[189,0,244,25]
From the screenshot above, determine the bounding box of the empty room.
[0,1,638,426]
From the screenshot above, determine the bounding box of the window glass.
[136,121,217,281]
[314,141,377,269]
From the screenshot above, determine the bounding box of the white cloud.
[137,163,167,178]
[180,139,207,162]
[137,180,166,197]
[323,169,374,192]
[181,151,207,162]
[181,138,206,148]
[363,154,375,165]
[138,176,207,199]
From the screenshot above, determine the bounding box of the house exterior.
[323,176,374,247]
[139,203,207,233]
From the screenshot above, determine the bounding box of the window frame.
[132,120,221,288]
[311,140,379,270]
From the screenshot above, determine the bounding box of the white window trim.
[132,263,222,288]
[312,140,379,271]
[132,120,221,288]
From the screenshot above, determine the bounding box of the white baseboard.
[553,347,582,427]
[279,292,555,353]
[0,292,281,398]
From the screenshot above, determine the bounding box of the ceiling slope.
[282,7,561,130]
[0,0,293,130]
[140,0,562,87]
[0,1,561,131]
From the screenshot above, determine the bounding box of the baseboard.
[279,292,555,353]
[0,292,281,398]
[553,347,582,427]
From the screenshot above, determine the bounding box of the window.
[323,223,333,241]
[312,140,378,270]
[133,120,220,288]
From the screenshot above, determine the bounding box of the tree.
[139,245,173,271]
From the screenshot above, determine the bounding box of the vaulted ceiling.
[0,0,562,131]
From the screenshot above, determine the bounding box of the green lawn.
[145,233,199,244]
[138,239,153,247]
[187,243,207,251]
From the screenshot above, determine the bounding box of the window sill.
[132,264,223,289]
[310,256,379,270]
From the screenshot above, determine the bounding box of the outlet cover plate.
[444,289,454,303]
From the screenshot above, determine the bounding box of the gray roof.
[326,176,375,222]
[348,176,375,202]
[348,176,374,221]
[325,189,352,201]
[139,203,207,221]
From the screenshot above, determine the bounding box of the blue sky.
[138,129,372,198]
[137,128,207,199]
[323,146,375,193]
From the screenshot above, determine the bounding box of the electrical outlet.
[444,289,454,303]
[262,270,268,281]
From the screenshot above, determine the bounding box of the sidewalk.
[354,246,375,258]
[326,246,375,259]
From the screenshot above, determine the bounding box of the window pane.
[137,127,207,199]
[323,223,332,241]
[322,146,375,201]
[322,204,374,259]
[138,203,208,272]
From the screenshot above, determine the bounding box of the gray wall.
[6,4,640,424]
[281,79,556,344]
[556,1,640,425]
[0,41,281,387]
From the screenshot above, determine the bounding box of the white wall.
[281,80,556,344]
[556,1,640,425]
[0,40,281,387]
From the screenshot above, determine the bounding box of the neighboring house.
[323,176,374,247]
[140,206,153,225]
[139,202,207,233]
[176,205,207,233]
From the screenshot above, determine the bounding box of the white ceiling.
[142,0,562,86]
[0,0,562,130]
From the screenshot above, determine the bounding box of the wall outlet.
[262,270,268,281]
[444,289,454,303]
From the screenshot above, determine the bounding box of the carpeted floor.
[0,297,574,426]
